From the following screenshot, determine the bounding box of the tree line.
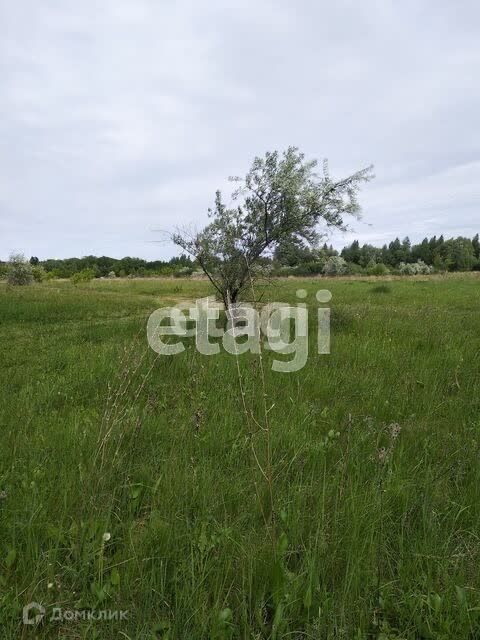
[340,235,480,272]
[0,253,195,280]
[1,233,478,284]
[270,233,480,276]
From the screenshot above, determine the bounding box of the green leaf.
[5,548,16,568]
[218,607,233,624]
[272,601,284,640]
[277,532,288,554]
[271,560,285,607]
[90,582,107,603]
[153,620,171,638]
[455,585,467,608]
[131,486,142,500]
[428,592,442,613]
[110,567,120,586]
[303,584,312,610]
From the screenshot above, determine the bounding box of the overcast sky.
[1,0,479,260]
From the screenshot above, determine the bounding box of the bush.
[398,260,434,275]
[71,268,96,284]
[32,265,47,282]
[297,261,325,276]
[398,262,416,275]
[366,261,390,276]
[416,260,434,275]
[173,267,194,278]
[274,261,322,277]
[322,256,348,276]
[6,253,34,286]
[345,262,364,275]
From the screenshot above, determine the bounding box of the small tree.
[32,265,47,282]
[273,236,314,267]
[71,268,96,285]
[398,260,433,275]
[366,260,390,276]
[7,253,34,286]
[322,255,348,276]
[473,233,480,259]
[173,147,373,308]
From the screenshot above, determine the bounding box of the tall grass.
[0,274,479,638]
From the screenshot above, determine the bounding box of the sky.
[1,0,479,261]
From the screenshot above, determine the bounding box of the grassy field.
[1,274,480,639]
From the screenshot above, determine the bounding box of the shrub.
[345,262,364,275]
[6,253,34,286]
[32,265,47,282]
[322,256,348,276]
[298,261,325,276]
[49,269,63,279]
[420,262,434,275]
[107,271,117,279]
[278,261,325,277]
[398,260,433,275]
[173,267,194,278]
[398,262,416,275]
[71,268,96,284]
[366,261,390,276]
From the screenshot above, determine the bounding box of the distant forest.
[1,234,479,279]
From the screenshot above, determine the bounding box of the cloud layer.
[1,0,479,259]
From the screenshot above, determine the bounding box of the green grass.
[1,274,480,639]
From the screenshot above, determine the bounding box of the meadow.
[1,274,479,639]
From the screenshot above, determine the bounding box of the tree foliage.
[173,147,373,305]
[341,235,479,272]
[70,268,96,284]
[7,253,33,286]
[322,255,348,276]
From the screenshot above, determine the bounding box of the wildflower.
[389,423,401,440]
[102,532,111,543]
[377,447,387,463]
